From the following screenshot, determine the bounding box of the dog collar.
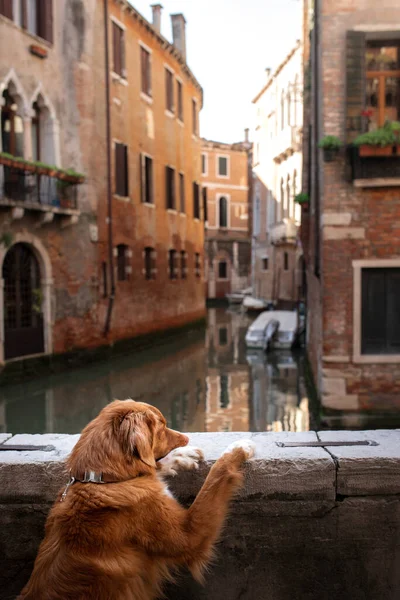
[60,471,132,502]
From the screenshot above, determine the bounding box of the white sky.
[129,0,303,143]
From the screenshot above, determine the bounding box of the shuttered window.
[165,166,175,209]
[179,173,185,213]
[361,268,400,355]
[345,31,366,143]
[115,143,129,197]
[112,22,126,78]
[177,80,183,121]
[168,249,177,280]
[193,182,200,219]
[218,156,228,177]
[202,187,208,222]
[144,247,156,280]
[141,46,152,97]
[140,154,153,204]
[165,68,174,113]
[0,0,13,19]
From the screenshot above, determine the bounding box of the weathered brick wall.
[304,0,400,411]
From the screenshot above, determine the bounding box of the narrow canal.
[0,308,310,435]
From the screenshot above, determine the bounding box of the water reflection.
[0,308,310,434]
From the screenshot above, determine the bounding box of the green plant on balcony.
[294,192,309,205]
[353,121,400,156]
[318,135,342,162]
[0,152,85,183]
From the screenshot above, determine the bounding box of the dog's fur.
[19,400,255,600]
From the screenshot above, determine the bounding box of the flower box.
[358,144,400,158]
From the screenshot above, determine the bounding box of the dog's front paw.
[222,439,256,460]
[158,446,204,476]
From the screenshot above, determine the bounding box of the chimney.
[151,4,163,32]
[244,128,249,143]
[171,13,187,60]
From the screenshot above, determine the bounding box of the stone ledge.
[1,431,400,509]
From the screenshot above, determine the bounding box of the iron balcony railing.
[0,157,83,210]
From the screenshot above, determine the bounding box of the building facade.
[252,42,304,307]
[302,0,400,413]
[0,1,204,365]
[202,137,252,300]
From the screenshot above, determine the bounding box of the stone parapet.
[1,430,399,599]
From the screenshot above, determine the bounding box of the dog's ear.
[119,411,156,469]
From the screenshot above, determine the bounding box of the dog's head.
[67,400,189,479]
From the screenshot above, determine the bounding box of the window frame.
[201,153,208,176]
[180,250,187,280]
[140,42,152,99]
[216,193,230,229]
[112,18,126,78]
[140,153,154,204]
[176,78,184,122]
[365,39,400,128]
[193,181,200,219]
[168,249,178,280]
[165,166,176,210]
[353,259,400,363]
[165,65,175,114]
[144,246,156,280]
[114,142,129,197]
[116,244,129,282]
[179,172,185,214]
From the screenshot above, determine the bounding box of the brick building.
[302,0,400,413]
[202,136,252,300]
[0,1,204,365]
[252,42,304,307]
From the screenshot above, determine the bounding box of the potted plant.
[354,121,400,157]
[294,192,309,206]
[318,135,342,162]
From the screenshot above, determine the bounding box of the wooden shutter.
[37,0,53,43]
[165,166,170,208]
[361,269,386,354]
[112,23,121,75]
[115,143,128,196]
[345,30,366,143]
[179,173,185,213]
[0,0,13,19]
[387,269,400,353]
[203,187,208,222]
[140,154,144,202]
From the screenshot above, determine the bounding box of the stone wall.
[1,430,399,600]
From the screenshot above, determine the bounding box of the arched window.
[116,244,129,281]
[31,102,41,161]
[1,89,24,157]
[219,196,228,228]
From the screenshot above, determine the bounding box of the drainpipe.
[103,0,115,336]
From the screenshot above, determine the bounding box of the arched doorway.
[3,243,45,360]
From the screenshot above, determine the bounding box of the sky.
[129,0,303,144]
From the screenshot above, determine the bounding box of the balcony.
[0,154,83,225]
[270,218,298,245]
[273,126,302,163]
[349,146,400,188]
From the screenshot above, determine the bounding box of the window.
[116,244,129,281]
[195,253,201,278]
[219,327,228,346]
[218,196,228,228]
[165,166,176,209]
[140,46,152,97]
[361,268,400,354]
[192,99,198,135]
[281,90,285,130]
[284,252,289,271]
[165,68,174,113]
[4,0,54,42]
[217,156,229,177]
[144,247,156,280]
[168,249,177,280]
[280,178,284,221]
[140,154,153,204]
[1,89,24,157]
[201,153,207,175]
[262,257,269,271]
[115,143,129,196]
[180,251,187,279]
[365,40,400,128]
[177,80,183,121]
[287,91,291,126]
[202,187,208,222]
[285,176,291,219]
[31,101,40,161]
[179,173,185,213]
[218,261,228,280]
[112,22,126,77]
[193,182,200,219]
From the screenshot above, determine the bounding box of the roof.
[201,138,252,152]
[119,0,203,106]
[252,40,302,104]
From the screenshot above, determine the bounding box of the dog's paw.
[222,439,256,460]
[158,446,204,476]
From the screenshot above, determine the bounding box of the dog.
[19,399,255,600]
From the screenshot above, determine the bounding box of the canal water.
[0,308,310,435]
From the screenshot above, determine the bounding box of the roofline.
[117,0,203,106]
[252,40,302,104]
[201,138,252,152]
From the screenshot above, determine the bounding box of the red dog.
[19,400,255,600]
